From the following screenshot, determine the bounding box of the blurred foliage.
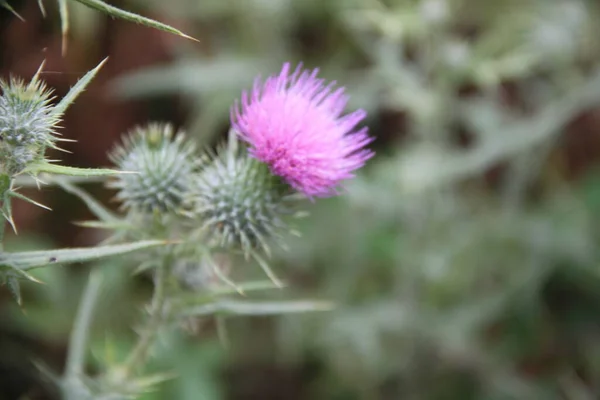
[4,0,600,399]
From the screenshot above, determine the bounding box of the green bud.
[188,139,296,257]
[0,75,61,176]
[108,123,197,214]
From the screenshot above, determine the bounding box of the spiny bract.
[108,123,197,214]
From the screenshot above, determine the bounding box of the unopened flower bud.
[188,139,295,256]
[108,123,197,214]
[0,76,61,176]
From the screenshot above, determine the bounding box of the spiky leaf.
[2,240,167,271]
[53,58,107,116]
[180,299,335,317]
[72,0,197,41]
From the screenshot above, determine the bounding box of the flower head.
[231,62,374,198]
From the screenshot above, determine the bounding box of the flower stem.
[65,269,104,377]
[121,254,170,377]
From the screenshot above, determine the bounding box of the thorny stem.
[65,269,104,378]
[120,253,171,378]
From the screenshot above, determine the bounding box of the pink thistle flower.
[231,62,374,198]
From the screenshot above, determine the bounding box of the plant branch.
[121,254,171,377]
[65,268,104,378]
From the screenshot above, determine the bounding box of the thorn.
[10,191,52,211]
[205,252,244,295]
[2,210,17,234]
[251,251,284,288]
[4,6,25,21]
[31,60,47,83]
[52,145,72,153]
[181,32,200,43]
[38,0,46,17]
[33,176,45,190]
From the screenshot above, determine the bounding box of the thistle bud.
[0,76,61,176]
[188,137,296,257]
[108,123,197,214]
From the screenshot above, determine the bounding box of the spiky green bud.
[188,139,296,257]
[0,75,61,176]
[108,123,197,214]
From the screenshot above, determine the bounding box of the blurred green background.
[3,0,600,399]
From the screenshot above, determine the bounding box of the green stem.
[121,254,170,377]
[65,269,104,377]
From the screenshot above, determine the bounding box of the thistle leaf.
[180,299,335,317]
[53,58,107,116]
[3,240,168,271]
[13,174,105,187]
[72,0,197,41]
[24,162,128,177]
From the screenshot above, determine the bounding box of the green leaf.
[3,240,168,271]
[13,174,106,187]
[180,299,335,317]
[72,0,197,41]
[53,58,107,116]
[24,162,128,177]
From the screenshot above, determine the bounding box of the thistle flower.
[231,62,374,198]
[108,123,197,214]
[188,135,295,257]
[0,75,61,176]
